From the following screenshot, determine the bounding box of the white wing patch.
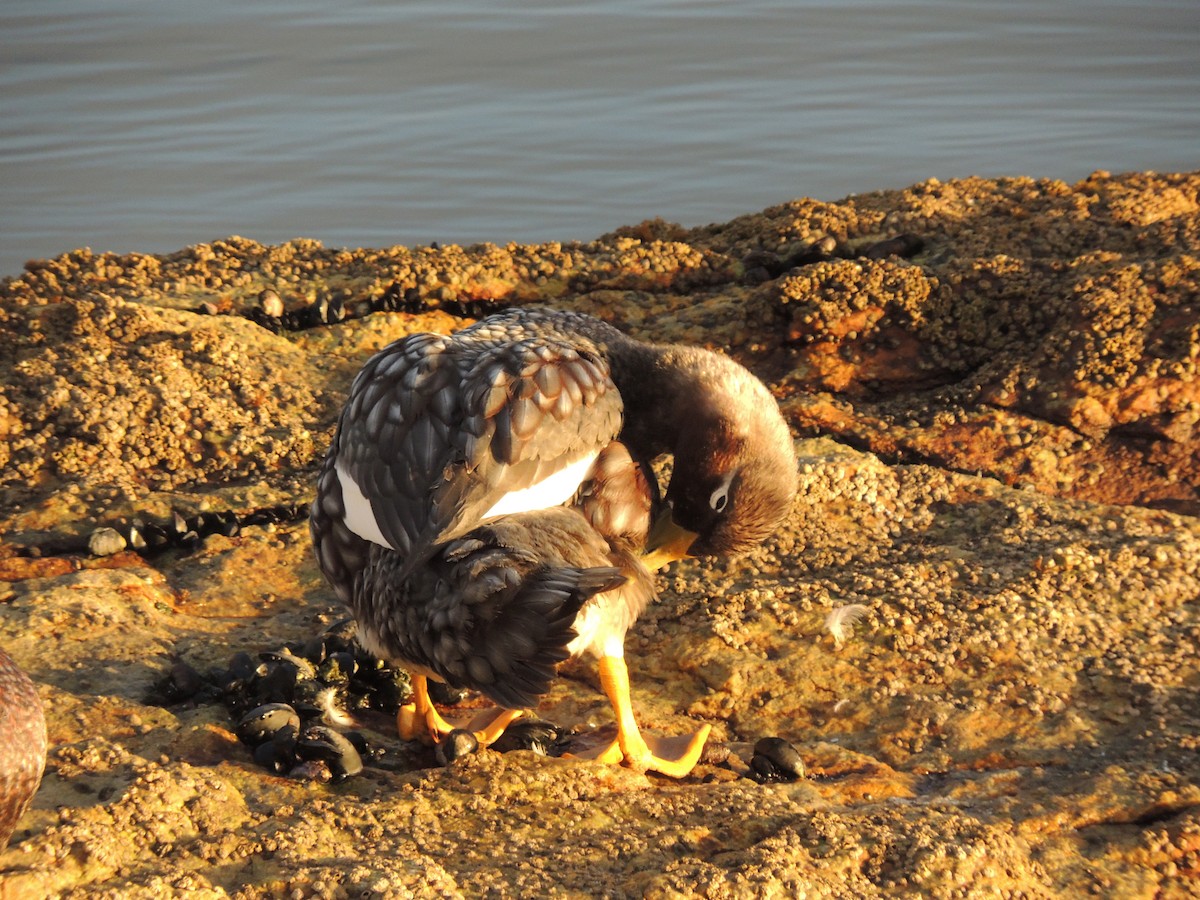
[481,451,600,521]
[338,451,600,551]
[335,461,392,548]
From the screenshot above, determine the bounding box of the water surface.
[2,0,1197,275]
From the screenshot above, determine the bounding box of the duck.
[0,646,46,848]
[311,307,797,776]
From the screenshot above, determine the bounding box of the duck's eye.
[709,484,729,513]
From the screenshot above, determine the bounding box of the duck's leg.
[397,674,524,747]
[576,655,710,777]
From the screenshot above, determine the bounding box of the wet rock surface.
[1,171,1198,897]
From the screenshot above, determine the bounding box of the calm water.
[2,0,1197,277]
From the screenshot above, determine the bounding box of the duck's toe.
[568,723,710,777]
[397,675,525,748]
[638,724,711,777]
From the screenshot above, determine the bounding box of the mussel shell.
[435,729,479,766]
[360,668,411,714]
[299,634,328,665]
[296,725,363,780]
[271,722,299,752]
[750,737,805,782]
[141,523,171,550]
[260,648,317,681]
[253,740,295,774]
[164,660,205,702]
[490,719,562,756]
[250,663,299,706]
[126,523,148,551]
[318,651,356,685]
[212,512,240,537]
[237,703,301,746]
[216,650,259,698]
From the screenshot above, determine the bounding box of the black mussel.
[254,740,294,774]
[341,730,383,764]
[145,658,212,706]
[297,725,363,781]
[436,729,478,766]
[749,737,805,783]
[220,651,258,692]
[299,634,328,665]
[195,511,221,536]
[750,754,779,782]
[237,703,301,746]
[365,671,410,715]
[212,512,240,537]
[323,295,345,324]
[351,652,387,682]
[490,719,562,756]
[126,522,148,551]
[250,661,299,706]
[165,660,205,702]
[740,250,781,284]
[260,648,317,682]
[143,522,171,551]
[344,690,375,713]
[271,722,299,752]
[170,510,189,537]
[318,651,356,686]
[319,619,357,654]
[782,239,836,269]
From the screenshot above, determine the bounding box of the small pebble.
[258,289,284,318]
[88,527,126,557]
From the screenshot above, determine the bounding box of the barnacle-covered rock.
[1,172,1199,898]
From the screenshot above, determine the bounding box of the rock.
[87,526,126,557]
[0,172,1198,896]
[258,289,284,318]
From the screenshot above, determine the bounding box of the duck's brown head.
[643,350,797,566]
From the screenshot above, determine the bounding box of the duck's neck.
[559,312,749,460]
[605,339,727,461]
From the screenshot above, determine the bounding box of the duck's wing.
[318,330,623,584]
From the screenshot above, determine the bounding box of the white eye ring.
[709,488,728,512]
